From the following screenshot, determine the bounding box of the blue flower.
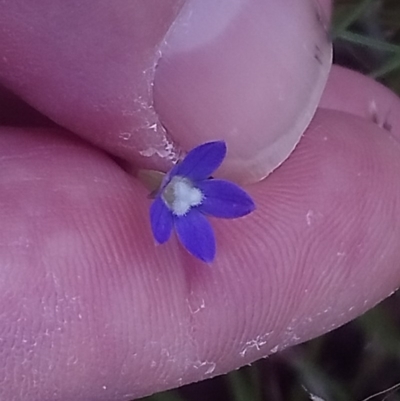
[150,141,255,262]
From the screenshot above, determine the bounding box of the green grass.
[138,2,400,400]
[333,0,400,92]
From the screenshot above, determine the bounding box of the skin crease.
[1,1,400,401]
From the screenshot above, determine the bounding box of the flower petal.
[174,210,216,262]
[197,179,255,218]
[150,196,173,244]
[171,141,227,181]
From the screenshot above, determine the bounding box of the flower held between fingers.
[150,141,256,262]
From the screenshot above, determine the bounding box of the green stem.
[337,31,400,53]
[333,0,375,37]
[371,54,400,78]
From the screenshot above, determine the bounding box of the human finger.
[2,108,400,399]
[0,0,331,183]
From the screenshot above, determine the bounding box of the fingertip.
[320,65,400,141]
[154,0,332,183]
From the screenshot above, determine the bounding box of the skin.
[0,1,400,400]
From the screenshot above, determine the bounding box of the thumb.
[154,0,332,182]
[0,0,331,183]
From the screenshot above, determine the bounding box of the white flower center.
[162,176,203,216]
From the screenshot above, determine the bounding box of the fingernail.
[154,0,332,183]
